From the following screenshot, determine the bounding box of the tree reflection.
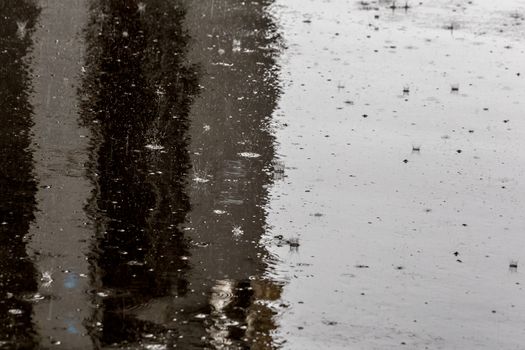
[0,0,40,348]
[80,0,283,347]
[81,0,198,347]
[182,0,284,348]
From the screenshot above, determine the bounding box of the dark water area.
[81,0,197,347]
[0,1,40,348]
[0,0,282,348]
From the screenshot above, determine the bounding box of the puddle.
[1,0,525,348]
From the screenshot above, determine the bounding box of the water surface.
[2,0,525,349]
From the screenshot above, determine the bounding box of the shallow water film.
[1,0,525,349]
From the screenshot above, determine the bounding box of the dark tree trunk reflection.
[0,0,40,348]
[80,0,198,347]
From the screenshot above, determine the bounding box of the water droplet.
[145,144,164,150]
[239,152,260,158]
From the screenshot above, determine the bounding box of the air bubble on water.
[41,271,53,288]
[29,293,45,302]
[145,345,166,350]
[239,152,260,158]
[194,176,210,183]
[232,39,242,53]
[145,144,164,150]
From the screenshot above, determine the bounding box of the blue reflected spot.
[67,323,79,334]
[64,273,78,289]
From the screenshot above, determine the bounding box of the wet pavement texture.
[1,0,525,349]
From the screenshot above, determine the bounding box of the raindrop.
[16,21,27,39]
[232,225,244,237]
[287,237,300,248]
[194,176,210,183]
[144,345,166,350]
[41,271,53,288]
[239,152,260,158]
[8,309,23,315]
[145,144,164,151]
[232,39,241,53]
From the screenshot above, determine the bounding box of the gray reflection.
[182,0,284,348]
[26,0,93,348]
